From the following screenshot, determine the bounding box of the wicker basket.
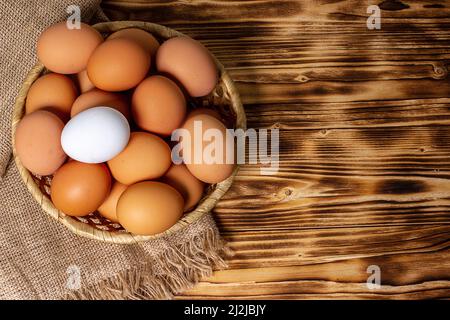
[11,21,246,244]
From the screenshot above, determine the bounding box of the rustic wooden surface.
[102,0,450,299]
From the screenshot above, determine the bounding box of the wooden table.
[103,0,450,299]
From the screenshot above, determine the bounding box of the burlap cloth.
[0,0,228,300]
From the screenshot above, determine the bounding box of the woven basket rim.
[11,21,246,244]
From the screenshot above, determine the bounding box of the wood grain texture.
[103,0,450,299]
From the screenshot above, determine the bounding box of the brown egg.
[187,108,221,121]
[177,110,218,159]
[14,110,66,176]
[87,38,150,91]
[156,37,218,97]
[76,70,95,93]
[26,73,78,120]
[108,132,171,185]
[98,181,127,222]
[107,28,159,57]
[37,22,103,74]
[132,75,186,136]
[180,114,235,183]
[51,161,111,217]
[161,164,204,212]
[117,181,183,235]
[70,88,130,119]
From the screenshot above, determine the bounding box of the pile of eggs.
[14,23,235,236]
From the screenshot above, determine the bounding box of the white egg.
[61,107,130,163]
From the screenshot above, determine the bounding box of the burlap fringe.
[65,229,232,300]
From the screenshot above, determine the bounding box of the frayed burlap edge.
[65,228,232,300]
